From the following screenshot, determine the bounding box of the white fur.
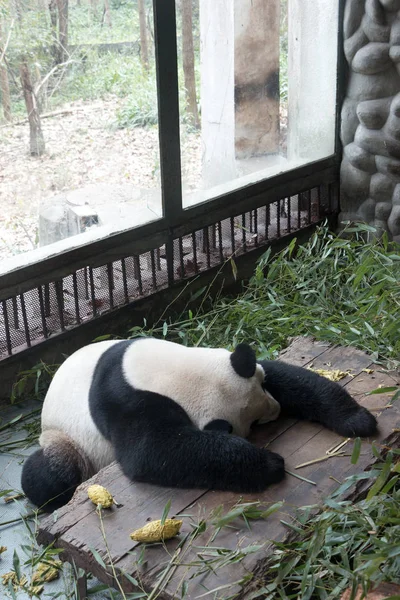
[41,340,118,472]
[122,338,280,437]
[40,338,281,472]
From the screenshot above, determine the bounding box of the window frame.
[0,0,346,302]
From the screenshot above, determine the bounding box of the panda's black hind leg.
[259,360,378,438]
[330,405,377,438]
[21,435,85,512]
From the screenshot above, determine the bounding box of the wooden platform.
[37,338,400,599]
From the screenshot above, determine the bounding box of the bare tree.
[19,58,45,155]
[181,0,199,128]
[55,0,68,64]
[49,0,69,64]
[49,0,58,52]
[102,0,112,28]
[0,19,12,122]
[138,0,149,71]
[0,64,12,121]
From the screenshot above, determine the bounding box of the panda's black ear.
[230,343,256,378]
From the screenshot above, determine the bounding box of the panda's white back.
[40,340,119,472]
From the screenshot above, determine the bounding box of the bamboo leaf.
[13,550,21,581]
[89,547,106,569]
[351,438,361,464]
[366,458,392,500]
[230,258,238,281]
[366,387,397,395]
[160,499,171,525]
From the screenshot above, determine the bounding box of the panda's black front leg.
[111,391,285,493]
[259,359,377,438]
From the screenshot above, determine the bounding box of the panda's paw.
[261,450,285,485]
[336,407,378,438]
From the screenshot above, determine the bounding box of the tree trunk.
[14,0,24,23]
[55,0,68,64]
[0,64,11,121]
[49,0,59,64]
[49,0,58,30]
[19,59,45,156]
[103,0,112,27]
[138,0,149,71]
[0,20,12,122]
[181,0,199,129]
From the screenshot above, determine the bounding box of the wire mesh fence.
[0,183,337,359]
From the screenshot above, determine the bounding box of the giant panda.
[21,338,378,512]
[21,338,284,511]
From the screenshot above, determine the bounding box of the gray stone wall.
[340,0,400,241]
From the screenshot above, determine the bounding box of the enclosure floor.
[0,399,123,599]
[36,337,400,600]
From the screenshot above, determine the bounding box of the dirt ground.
[0,96,201,260]
[0,97,287,261]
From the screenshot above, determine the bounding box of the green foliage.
[114,66,158,128]
[141,224,400,370]
[252,451,400,599]
[68,1,139,46]
[60,51,145,102]
[113,63,198,130]
[2,5,53,62]
[11,361,59,404]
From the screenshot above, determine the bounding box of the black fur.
[230,343,257,378]
[259,359,377,438]
[89,343,285,493]
[21,445,83,512]
[204,419,233,434]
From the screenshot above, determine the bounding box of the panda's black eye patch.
[204,420,233,434]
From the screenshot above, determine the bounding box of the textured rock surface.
[340,0,400,241]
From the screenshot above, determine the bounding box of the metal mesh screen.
[0,183,336,359]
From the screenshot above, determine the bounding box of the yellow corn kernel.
[307,367,350,382]
[87,485,114,508]
[130,519,183,543]
[29,584,44,595]
[1,571,27,590]
[32,560,62,583]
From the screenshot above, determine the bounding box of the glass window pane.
[176,0,339,209]
[0,0,162,262]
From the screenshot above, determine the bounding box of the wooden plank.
[150,360,400,598]
[39,336,325,545]
[152,403,400,599]
[36,339,400,600]
[274,336,330,366]
[38,462,128,546]
[251,342,375,454]
[39,467,206,558]
[114,359,400,599]
[36,338,331,591]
